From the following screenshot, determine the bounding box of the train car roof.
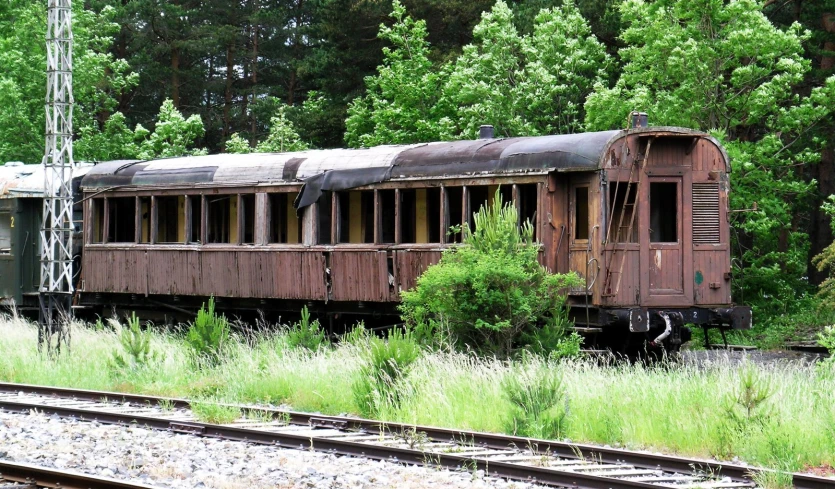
[81,127,723,210]
[0,162,95,198]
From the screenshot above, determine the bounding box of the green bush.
[520,306,582,359]
[284,306,327,351]
[400,189,581,356]
[186,297,230,364]
[353,328,421,417]
[502,365,568,439]
[109,312,156,372]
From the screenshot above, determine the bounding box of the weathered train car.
[0,162,93,313]
[77,123,750,351]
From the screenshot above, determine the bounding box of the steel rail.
[0,460,159,489]
[0,399,663,489]
[1,382,832,489]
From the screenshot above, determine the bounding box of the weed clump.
[400,189,580,356]
[284,306,327,351]
[186,297,230,364]
[502,364,569,440]
[713,365,775,459]
[109,312,156,373]
[353,328,421,418]
[191,401,241,424]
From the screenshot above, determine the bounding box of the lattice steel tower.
[39,0,74,353]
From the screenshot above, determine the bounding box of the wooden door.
[568,175,598,295]
[641,176,693,307]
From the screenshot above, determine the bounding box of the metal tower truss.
[40,0,74,353]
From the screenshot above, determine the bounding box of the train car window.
[240,194,256,244]
[379,190,396,244]
[207,195,232,243]
[107,197,137,243]
[337,191,374,244]
[155,196,183,243]
[0,212,11,253]
[516,184,538,241]
[650,182,678,243]
[467,186,489,230]
[399,189,416,243]
[445,187,463,243]
[317,192,332,244]
[269,193,301,244]
[398,188,440,244]
[91,199,104,243]
[138,197,151,243]
[187,196,202,243]
[574,187,589,241]
[608,183,638,243]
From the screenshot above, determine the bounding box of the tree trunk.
[224,45,234,138]
[171,46,180,108]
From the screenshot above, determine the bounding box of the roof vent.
[479,125,495,139]
[4,161,24,167]
[630,112,648,128]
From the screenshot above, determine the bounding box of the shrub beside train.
[0,122,751,353]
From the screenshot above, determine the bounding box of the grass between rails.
[0,316,833,477]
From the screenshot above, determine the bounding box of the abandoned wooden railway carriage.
[76,123,751,351]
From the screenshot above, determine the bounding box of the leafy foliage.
[400,190,581,356]
[346,0,610,146]
[284,306,327,351]
[185,297,230,364]
[353,328,421,418]
[109,312,156,372]
[814,196,835,310]
[0,2,137,163]
[345,1,454,148]
[502,365,569,439]
[445,0,610,138]
[77,99,206,161]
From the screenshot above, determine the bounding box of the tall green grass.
[0,316,832,473]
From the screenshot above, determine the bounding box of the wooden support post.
[439,186,447,244]
[184,195,193,244]
[373,190,381,244]
[331,192,339,244]
[150,196,158,244]
[394,188,401,244]
[255,193,268,245]
[200,195,208,244]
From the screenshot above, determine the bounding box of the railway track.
[0,382,831,489]
[0,459,158,489]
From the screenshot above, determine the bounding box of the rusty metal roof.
[0,162,96,198]
[80,127,723,210]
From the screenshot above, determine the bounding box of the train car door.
[640,176,693,307]
[568,175,599,295]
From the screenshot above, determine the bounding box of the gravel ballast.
[0,410,544,489]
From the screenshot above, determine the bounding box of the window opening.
[188,196,202,243]
[399,189,416,243]
[240,194,256,244]
[207,195,232,243]
[337,190,374,244]
[156,196,183,243]
[269,193,301,244]
[650,182,678,243]
[379,190,396,244]
[467,186,489,230]
[317,192,332,244]
[445,187,463,243]
[0,213,11,254]
[516,184,538,241]
[91,199,104,243]
[574,187,589,241]
[608,183,638,243]
[138,197,151,243]
[107,197,137,243]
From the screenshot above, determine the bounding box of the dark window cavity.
[574,187,589,241]
[156,196,182,243]
[107,197,137,243]
[650,182,678,243]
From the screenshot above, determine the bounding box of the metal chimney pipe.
[630,112,648,128]
[479,125,495,139]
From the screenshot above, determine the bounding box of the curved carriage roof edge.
[80,127,727,210]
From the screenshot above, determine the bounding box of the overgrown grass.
[0,316,832,474]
